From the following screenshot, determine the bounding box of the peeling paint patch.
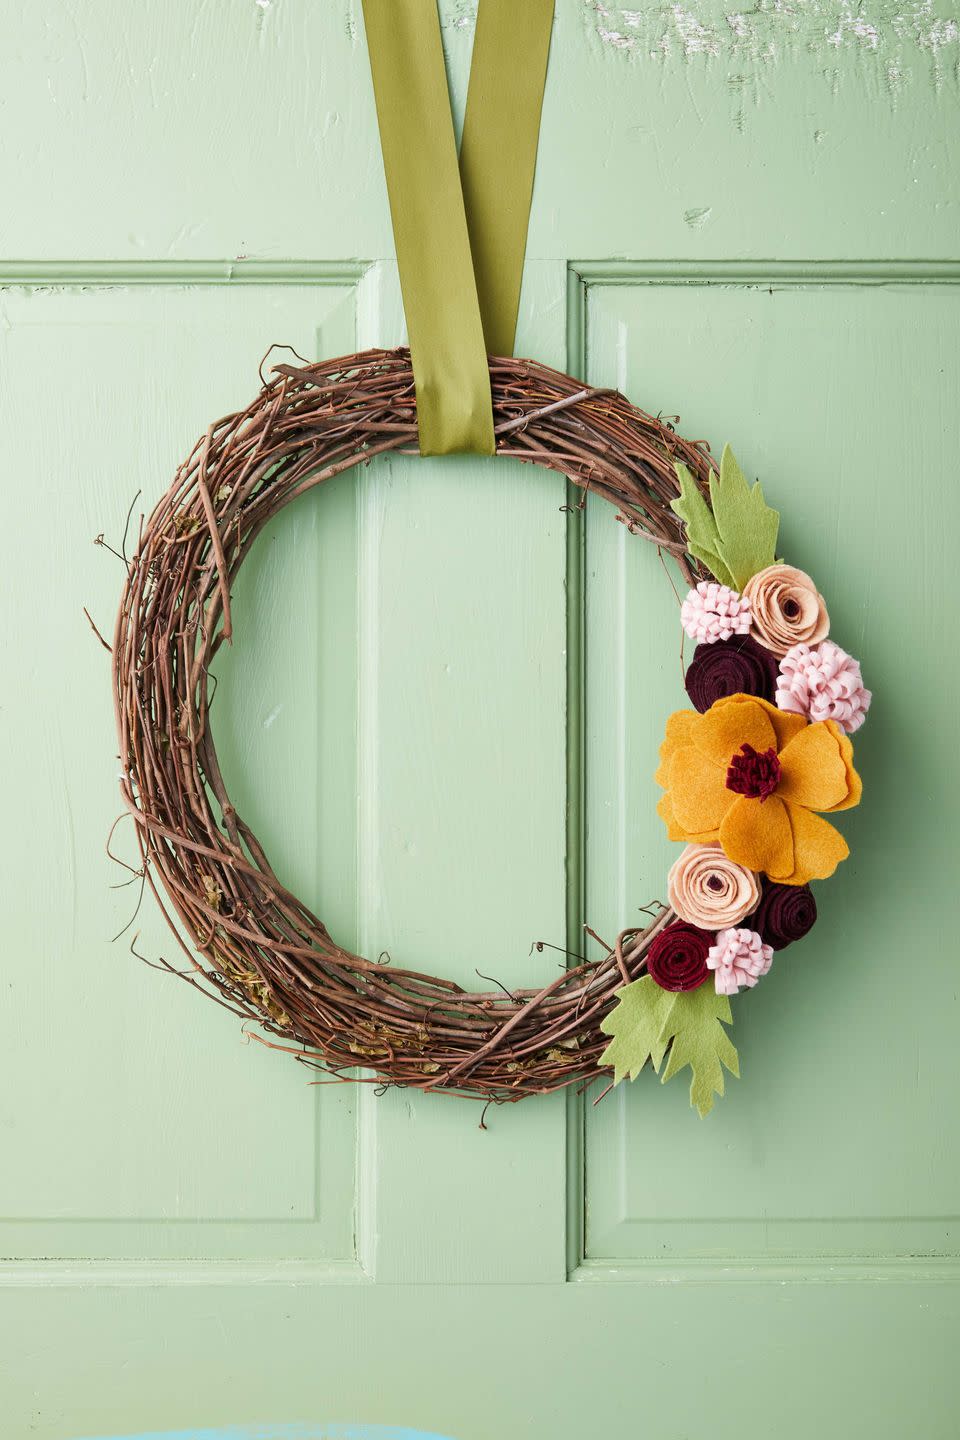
[683,204,713,226]
[437,1,479,31]
[584,0,960,88]
[671,4,723,52]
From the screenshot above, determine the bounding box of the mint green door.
[3,4,959,1436]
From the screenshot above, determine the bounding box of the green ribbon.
[361,0,554,456]
[460,0,555,362]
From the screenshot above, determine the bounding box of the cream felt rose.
[667,843,761,929]
[743,564,829,658]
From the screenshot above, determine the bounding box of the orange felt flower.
[655,694,861,886]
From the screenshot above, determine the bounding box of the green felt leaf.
[707,444,780,589]
[658,984,740,1118]
[671,449,780,590]
[671,463,736,589]
[598,976,678,1083]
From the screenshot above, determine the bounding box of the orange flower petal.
[665,709,699,746]
[823,721,863,812]
[654,709,700,787]
[777,721,850,812]
[694,695,778,768]
[657,791,718,844]
[709,693,807,752]
[718,794,795,879]
[781,802,849,883]
[669,745,733,834]
[764,704,808,752]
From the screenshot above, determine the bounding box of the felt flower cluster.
[650,839,819,995]
[651,689,861,994]
[657,695,861,885]
[650,467,870,1000]
[600,448,871,1115]
[681,566,870,734]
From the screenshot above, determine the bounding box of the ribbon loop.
[361,0,553,456]
[460,0,554,360]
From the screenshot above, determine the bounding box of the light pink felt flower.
[775,641,872,734]
[707,927,774,996]
[680,581,752,645]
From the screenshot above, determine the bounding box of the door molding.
[0,260,370,285]
[564,257,960,1284]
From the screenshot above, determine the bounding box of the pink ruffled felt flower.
[775,641,872,734]
[707,927,774,996]
[680,581,752,645]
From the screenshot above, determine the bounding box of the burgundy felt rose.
[684,635,779,713]
[646,921,713,992]
[751,881,817,951]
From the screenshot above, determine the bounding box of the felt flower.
[752,881,818,951]
[707,927,774,995]
[680,581,752,645]
[646,922,712,992]
[743,564,830,658]
[776,641,871,734]
[684,635,778,712]
[667,843,761,930]
[655,693,861,886]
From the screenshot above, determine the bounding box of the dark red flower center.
[725,743,781,801]
[782,596,801,619]
[706,874,724,892]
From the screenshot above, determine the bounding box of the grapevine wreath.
[111,348,869,1116]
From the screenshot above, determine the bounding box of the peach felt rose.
[667,843,760,929]
[743,564,829,658]
[655,694,861,886]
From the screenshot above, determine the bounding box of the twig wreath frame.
[112,347,716,1102]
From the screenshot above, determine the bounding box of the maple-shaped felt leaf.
[599,976,676,1083]
[672,445,780,590]
[672,462,737,589]
[658,983,740,1118]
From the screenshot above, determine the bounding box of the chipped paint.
[437,1,481,30]
[584,0,960,84]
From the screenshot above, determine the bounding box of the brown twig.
[109,347,714,1101]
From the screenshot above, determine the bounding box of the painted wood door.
[3,3,959,1436]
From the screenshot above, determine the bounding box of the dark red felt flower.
[752,881,818,951]
[726,743,782,801]
[646,921,713,992]
[684,635,779,713]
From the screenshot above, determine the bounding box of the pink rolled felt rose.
[667,843,761,930]
[680,581,752,645]
[776,641,871,734]
[743,564,829,658]
[707,927,774,996]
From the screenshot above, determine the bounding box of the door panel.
[579,275,960,1266]
[0,283,359,1266]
